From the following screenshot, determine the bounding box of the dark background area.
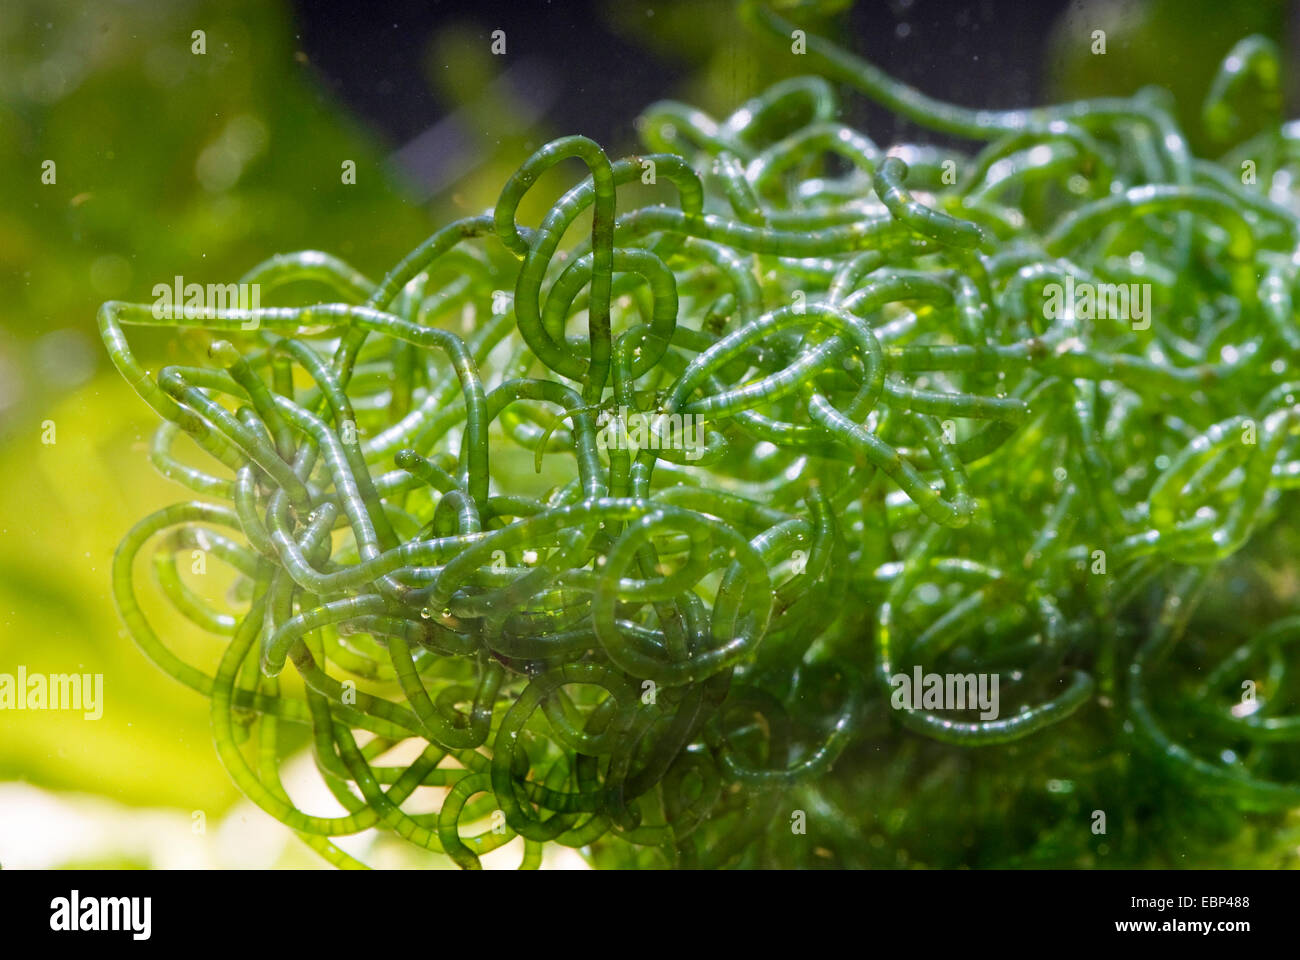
[289,0,1074,171]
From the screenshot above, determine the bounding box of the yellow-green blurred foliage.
[0,0,490,840]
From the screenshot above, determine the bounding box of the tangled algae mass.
[99,4,1300,868]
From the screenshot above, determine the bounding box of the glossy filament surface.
[100,6,1300,867]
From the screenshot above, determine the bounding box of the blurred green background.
[0,0,1294,868]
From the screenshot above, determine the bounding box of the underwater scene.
[3,0,1300,876]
